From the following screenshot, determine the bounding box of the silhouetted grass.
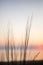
[0,15,41,62]
[23,14,33,61]
[33,52,40,60]
[5,22,9,61]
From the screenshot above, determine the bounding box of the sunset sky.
[0,0,43,45]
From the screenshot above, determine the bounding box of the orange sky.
[0,29,43,45]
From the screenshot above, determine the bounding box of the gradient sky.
[0,0,43,45]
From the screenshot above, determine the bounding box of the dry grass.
[23,14,33,61]
[6,22,9,61]
[33,52,40,60]
[10,43,13,61]
[0,15,40,61]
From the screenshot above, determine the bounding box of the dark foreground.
[0,60,43,65]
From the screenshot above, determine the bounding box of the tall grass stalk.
[11,45,13,61]
[10,27,14,61]
[20,41,23,61]
[23,16,29,61]
[5,22,10,61]
[20,47,22,61]
[23,14,33,61]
